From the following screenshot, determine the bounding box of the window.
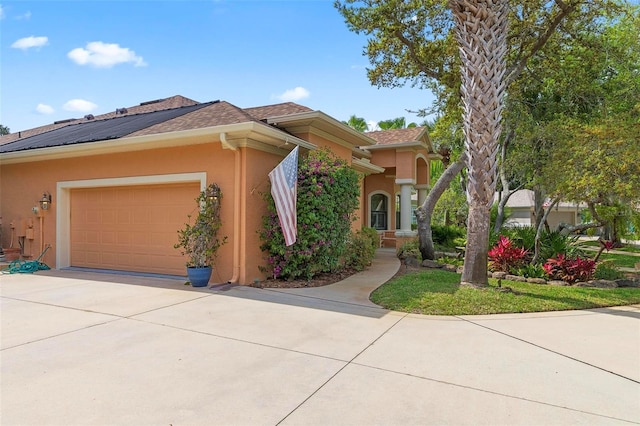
[371,193,388,230]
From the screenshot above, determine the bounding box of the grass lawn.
[371,269,640,315]
[598,252,640,268]
[580,240,640,254]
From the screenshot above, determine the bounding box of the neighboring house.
[498,189,585,230]
[0,96,437,284]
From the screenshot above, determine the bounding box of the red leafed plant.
[543,254,596,284]
[594,239,615,262]
[488,235,529,273]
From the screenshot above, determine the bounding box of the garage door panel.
[71,183,199,275]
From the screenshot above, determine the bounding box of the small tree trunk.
[532,198,559,264]
[533,187,546,231]
[415,153,468,260]
[493,129,521,233]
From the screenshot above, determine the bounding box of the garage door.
[70,183,200,276]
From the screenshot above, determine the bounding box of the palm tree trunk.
[450,0,509,287]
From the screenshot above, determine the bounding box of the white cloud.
[63,99,97,112]
[367,120,379,131]
[11,35,48,50]
[274,86,310,102]
[16,11,32,20]
[67,41,147,68]
[36,103,55,114]
[0,5,5,19]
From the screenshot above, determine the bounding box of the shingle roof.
[366,127,427,145]
[0,102,213,154]
[0,97,327,156]
[243,102,313,121]
[0,95,199,145]
[128,101,259,137]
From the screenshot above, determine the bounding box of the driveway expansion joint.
[457,315,640,385]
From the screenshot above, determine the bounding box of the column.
[395,178,416,237]
[415,184,429,209]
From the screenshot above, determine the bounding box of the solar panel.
[1,102,213,154]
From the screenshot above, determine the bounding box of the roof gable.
[366,127,427,145]
[243,102,313,121]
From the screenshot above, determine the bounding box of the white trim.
[395,230,418,238]
[395,178,416,185]
[352,158,385,175]
[56,172,207,269]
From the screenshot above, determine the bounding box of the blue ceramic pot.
[187,266,212,287]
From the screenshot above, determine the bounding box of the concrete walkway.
[1,250,639,425]
[269,248,400,308]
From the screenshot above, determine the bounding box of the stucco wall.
[0,143,237,281]
[1,130,376,284]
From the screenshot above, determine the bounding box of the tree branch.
[505,0,581,86]
[394,30,442,80]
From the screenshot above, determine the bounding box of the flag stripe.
[268,146,298,246]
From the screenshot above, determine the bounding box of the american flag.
[269,146,299,246]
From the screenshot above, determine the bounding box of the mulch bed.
[251,268,360,288]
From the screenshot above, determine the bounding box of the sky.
[0,0,437,133]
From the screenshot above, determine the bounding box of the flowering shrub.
[543,254,596,284]
[488,235,529,273]
[343,227,378,272]
[260,148,361,280]
[174,183,227,267]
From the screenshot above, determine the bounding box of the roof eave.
[364,141,429,151]
[0,122,316,164]
[266,110,377,147]
[352,158,385,175]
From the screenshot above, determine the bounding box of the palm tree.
[377,117,417,130]
[450,0,509,287]
[343,115,369,132]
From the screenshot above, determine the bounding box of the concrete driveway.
[1,270,639,425]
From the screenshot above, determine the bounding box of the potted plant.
[174,183,227,287]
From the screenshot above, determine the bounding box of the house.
[0,96,438,284]
[498,189,585,230]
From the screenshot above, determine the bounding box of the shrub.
[488,235,529,273]
[397,238,421,260]
[540,231,585,260]
[174,183,227,267]
[436,256,464,267]
[594,260,624,280]
[344,228,378,271]
[543,254,596,284]
[513,263,547,279]
[504,226,538,252]
[259,148,360,280]
[431,225,465,248]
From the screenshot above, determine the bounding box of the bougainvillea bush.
[488,235,529,273]
[543,254,596,284]
[260,148,361,280]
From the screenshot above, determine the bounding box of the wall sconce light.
[205,185,221,203]
[39,192,52,210]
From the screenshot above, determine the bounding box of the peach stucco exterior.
[0,97,438,284]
